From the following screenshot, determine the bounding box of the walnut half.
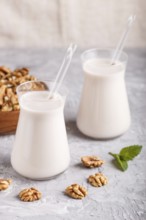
[19,187,42,202]
[88,173,108,187]
[65,184,88,199]
[0,178,12,190]
[81,156,104,168]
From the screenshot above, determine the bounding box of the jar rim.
[81,48,128,63]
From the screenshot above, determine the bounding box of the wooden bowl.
[0,110,20,134]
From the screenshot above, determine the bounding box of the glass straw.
[111,15,136,64]
[49,43,77,98]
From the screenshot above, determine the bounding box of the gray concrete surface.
[0,48,146,220]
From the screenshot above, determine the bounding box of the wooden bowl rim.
[0,110,20,115]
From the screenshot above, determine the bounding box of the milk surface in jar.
[77,49,131,139]
[11,86,70,180]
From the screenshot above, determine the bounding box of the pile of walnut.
[65,155,108,199]
[0,66,36,111]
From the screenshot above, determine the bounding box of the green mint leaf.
[109,152,118,159]
[119,145,142,161]
[114,155,128,171]
[109,152,128,171]
[109,145,142,171]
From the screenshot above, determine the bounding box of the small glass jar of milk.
[77,49,131,139]
[11,81,70,180]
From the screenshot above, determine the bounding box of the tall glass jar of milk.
[77,49,131,139]
[11,81,70,180]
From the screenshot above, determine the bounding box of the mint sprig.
[119,145,142,161]
[109,145,142,171]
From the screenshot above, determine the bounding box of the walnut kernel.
[81,156,104,168]
[88,173,108,187]
[19,187,42,202]
[0,178,12,190]
[65,184,88,199]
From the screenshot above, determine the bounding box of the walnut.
[13,104,20,110]
[11,95,18,105]
[0,66,38,111]
[14,68,29,76]
[65,184,88,199]
[88,173,108,187]
[6,88,14,98]
[0,66,11,75]
[4,95,10,102]
[1,103,13,111]
[19,187,42,202]
[0,178,12,190]
[81,156,104,168]
[31,81,48,90]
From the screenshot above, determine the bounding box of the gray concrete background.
[0,48,146,219]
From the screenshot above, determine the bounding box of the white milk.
[77,58,131,139]
[11,91,70,179]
